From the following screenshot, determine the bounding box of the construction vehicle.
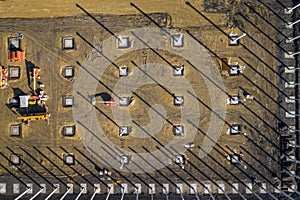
[17,113,50,126]
[0,64,8,89]
[27,67,48,106]
[31,67,40,92]
[8,51,25,62]
[91,96,116,106]
[8,37,25,62]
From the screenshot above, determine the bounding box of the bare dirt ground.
[0,0,284,198]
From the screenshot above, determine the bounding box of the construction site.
[0,0,299,199]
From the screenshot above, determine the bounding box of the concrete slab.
[10,124,21,137]
[285,66,295,73]
[274,186,280,193]
[119,65,128,76]
[8,66,20,79]
[246,183,252,194]
[53,184,59,193]
[108,184,114,194]
[174,95,184,106]
[63,66,74,78]
[173,65,184,76]
[62,95,74,107]
[288,184,296,193]
[40,184,46,193]
[148,183,155,194]
[232,183,238,194]
[175,183,183,194]
[189,183,197,194]
[204,184,211,194]
[119,97,130,106]
[162,184,169,194]
[62,36,75,49]
[284,52,294,58]
[173,125,185,136]
[62,125,75,136]
[117,36,130,49]
[285,97,295,103]
[67,183,73,193]
[10,154,20,165]
[286,111,295,118]
[63,154,75,165]
[172,34,184,47]
[217,183,224,194]
[285,82,295,88]
[80,183,87,194]
[13,183,19,194]
[0,183,6,194]
[260,183,266,194]
[94,184,100,194]
[121,183,128,194]
[26,183,33,194]
[134,183,141,194]
[8,37,20,49]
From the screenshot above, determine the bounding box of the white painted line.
[286,111,296,118]
[40,184,46,194]
[26,183,33,194]
[148,184,155,194]
[13,183,20,194]
[134,183,141,194]
[285,66,295,73]
[94,184,101,194]
[285,82,295,88]
[53,184,60,193]
[80,183,87,194]
[121,183,128,194]
[176,183,183,194]
[0,183,6,194]
[190,183,197,194]
[232,183,238,194]
[217,183,224,194]
[163,184,169,194]
[285,97,295,103]
[204,184,211,194]
[246,183,252,194]
[67,183,73,194]
[260,183,266,194]
[108,184,114,194]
